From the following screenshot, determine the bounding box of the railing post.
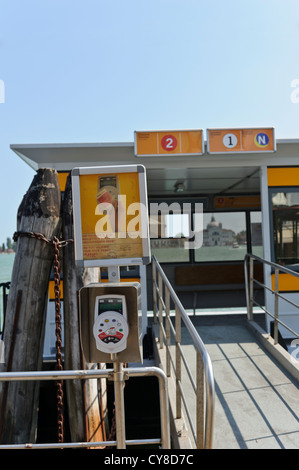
[152,261,157,324]
[165,288,171,377]
[175,305,181,419]
[249,256,254,321]
[274,267,279,344]
[113,360,126,449]
[196,350,204,449]
[158,273,164,348]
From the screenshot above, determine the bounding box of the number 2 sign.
[134,130,204,157]
[161,134,178,151]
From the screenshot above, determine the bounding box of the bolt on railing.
[152,256,215,449]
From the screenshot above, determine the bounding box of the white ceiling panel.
[146,167,260,195]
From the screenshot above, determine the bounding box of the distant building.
[203,216,235,246]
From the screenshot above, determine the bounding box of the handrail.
[152,256,215,449]
[244,253,299,343]
[0,366,170,449]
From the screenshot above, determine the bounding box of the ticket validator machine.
[79,282,142,363]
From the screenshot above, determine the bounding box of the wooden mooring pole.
[0,169,61,444]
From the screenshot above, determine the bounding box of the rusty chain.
[13,231,122,447]
[13,231,73,444]
[52,236,64,443]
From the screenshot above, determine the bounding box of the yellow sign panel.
[134,130,204,156]
[57,172,69,192]
[271,273,299,292]
[214,195,261,209]
[49,280,64,300]
[267,167,299,187]
[72,165,150,267]
[207,127,276,154]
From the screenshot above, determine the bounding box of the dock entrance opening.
[146,166,263,312]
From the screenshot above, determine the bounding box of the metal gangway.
[1,254,299,449]
[152,255,299,449]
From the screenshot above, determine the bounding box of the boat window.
[149,212,190,262]
[250,211,263,257]
[194,212,247,262]
[271,190,299,266]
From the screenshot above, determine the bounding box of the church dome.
[207,216,219,227]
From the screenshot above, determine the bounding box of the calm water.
[0,253,15,329]
[0,253,15,283]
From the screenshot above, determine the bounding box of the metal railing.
[244,253,299,343]
[152,256,215,449]
[0,365,170,449]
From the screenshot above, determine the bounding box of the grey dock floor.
[154,314,299,449]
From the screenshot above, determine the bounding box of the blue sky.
[0,0,299,245]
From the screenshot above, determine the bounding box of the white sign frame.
[72,164,151,268]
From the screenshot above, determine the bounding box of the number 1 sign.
[134,130,204,157]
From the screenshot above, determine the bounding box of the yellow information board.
[207,127,276,154]
[134,129,204,156]
[214,195,261,209]
[267,167,299,186]
[72,165,151,267]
